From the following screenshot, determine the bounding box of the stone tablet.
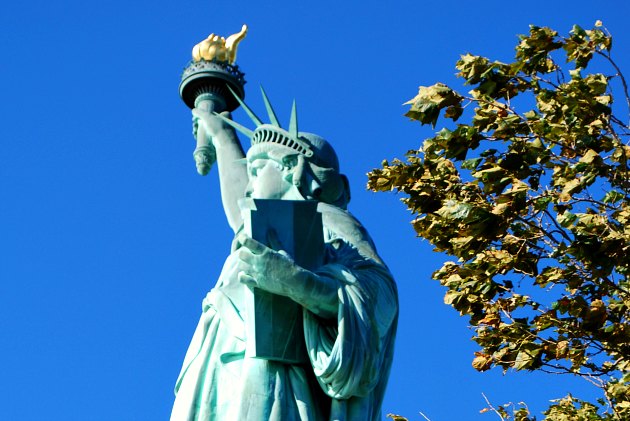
[240,198,323,363]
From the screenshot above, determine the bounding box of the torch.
[179,25,248,175]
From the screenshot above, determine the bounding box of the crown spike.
[213,111,254,138]
[226,85,263,127]
[289,100,298,138]
[260,86,281,128]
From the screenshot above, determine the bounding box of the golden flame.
[192,24,248,64]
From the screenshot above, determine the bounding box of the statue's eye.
[249,161,265,177]
[282,155,298,170]
[249,159,284,177]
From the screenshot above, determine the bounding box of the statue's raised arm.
[179,25,250,232]
[192,108,248,232]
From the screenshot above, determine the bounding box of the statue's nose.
[290,156,320,199]
[292,155,306,188]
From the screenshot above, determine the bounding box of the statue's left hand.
[236,233,310,298]
[236,232,339,318]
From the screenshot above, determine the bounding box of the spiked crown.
[216,87,316,159]
[215,87,348,206]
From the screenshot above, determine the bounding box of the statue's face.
[246,148,302,200]
[245,142,348,207]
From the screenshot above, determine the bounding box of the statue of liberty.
[172,26,398,421]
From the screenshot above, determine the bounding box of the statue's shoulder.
[317,203,385,267]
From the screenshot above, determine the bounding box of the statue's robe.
[171,204,398,421]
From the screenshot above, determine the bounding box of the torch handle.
[193,97,222,176]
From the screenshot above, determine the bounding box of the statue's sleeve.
[303,240,398,399]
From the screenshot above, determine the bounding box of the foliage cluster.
[372,23,630,419]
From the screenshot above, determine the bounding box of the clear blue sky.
[2,1,629,420]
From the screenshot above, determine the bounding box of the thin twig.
[481,393,506,421]
[418,411,432,421]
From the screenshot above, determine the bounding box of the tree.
[370,23,630,420]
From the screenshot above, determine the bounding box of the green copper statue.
[172,28,398,421]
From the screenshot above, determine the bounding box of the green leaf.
[404,83,464,127]
[444,104,464,121]
[514,348,542,370]
[436,200,471,220]
[579,149,600,164]
[561,179,581,196]
[462,157,483,170]
[557,211,577,228]
[603,190,624,204]
[533,196,552,211]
